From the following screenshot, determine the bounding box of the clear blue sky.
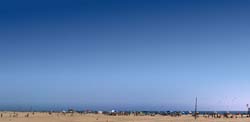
[1,0,250,111]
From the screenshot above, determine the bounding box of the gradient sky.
[1,0,250,111]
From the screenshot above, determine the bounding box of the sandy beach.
[1,112,250,122]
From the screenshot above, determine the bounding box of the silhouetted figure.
[1,113,3,118]
[25,113,29,118]
[13,113,18,118]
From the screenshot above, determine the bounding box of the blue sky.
[1,0,250,111]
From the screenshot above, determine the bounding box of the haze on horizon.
[1,0,250,111]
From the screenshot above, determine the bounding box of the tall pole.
[247,104,249,117]
[195,97,197,119]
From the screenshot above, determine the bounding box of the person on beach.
[25,113,29,118]
[1,113,2,118]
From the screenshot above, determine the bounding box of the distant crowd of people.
[0,111,250,119]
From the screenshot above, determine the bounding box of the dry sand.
[0,112,250,122]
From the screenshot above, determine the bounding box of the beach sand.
[1,112,250,122]
[0,112,250,122]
